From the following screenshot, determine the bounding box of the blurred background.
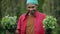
[0,0,60,34]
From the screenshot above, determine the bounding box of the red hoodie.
[17,11,46,34]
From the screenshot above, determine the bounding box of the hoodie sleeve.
[16,15,22,32]
[16,14,26,32]
[40,13,46,34]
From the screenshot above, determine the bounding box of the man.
[16,0,46,34]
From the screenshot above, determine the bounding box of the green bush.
[43,15,57,29]
[1,15,17,32]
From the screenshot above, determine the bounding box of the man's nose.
[29,9,33,11]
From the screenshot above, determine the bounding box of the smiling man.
[16,0,46,34]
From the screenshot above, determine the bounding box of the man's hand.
[15,30,20,34]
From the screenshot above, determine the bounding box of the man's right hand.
[15,30,20,34]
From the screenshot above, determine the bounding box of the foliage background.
[0,0,60,34]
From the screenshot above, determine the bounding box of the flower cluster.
[1,15,17,29]
[43,15,57,29]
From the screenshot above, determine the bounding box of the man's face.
[27,4,37,12]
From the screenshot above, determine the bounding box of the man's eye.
[32,6,34,8]
[28,7,31,8]
[28,6,35,8]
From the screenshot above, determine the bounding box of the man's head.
[26,0,38,15]
[27,4,37,12]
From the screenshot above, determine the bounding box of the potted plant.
[43,15,57,34]
[1,15,17,34]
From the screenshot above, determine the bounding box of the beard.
[26,10,36,16]
[29,10,35,15]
